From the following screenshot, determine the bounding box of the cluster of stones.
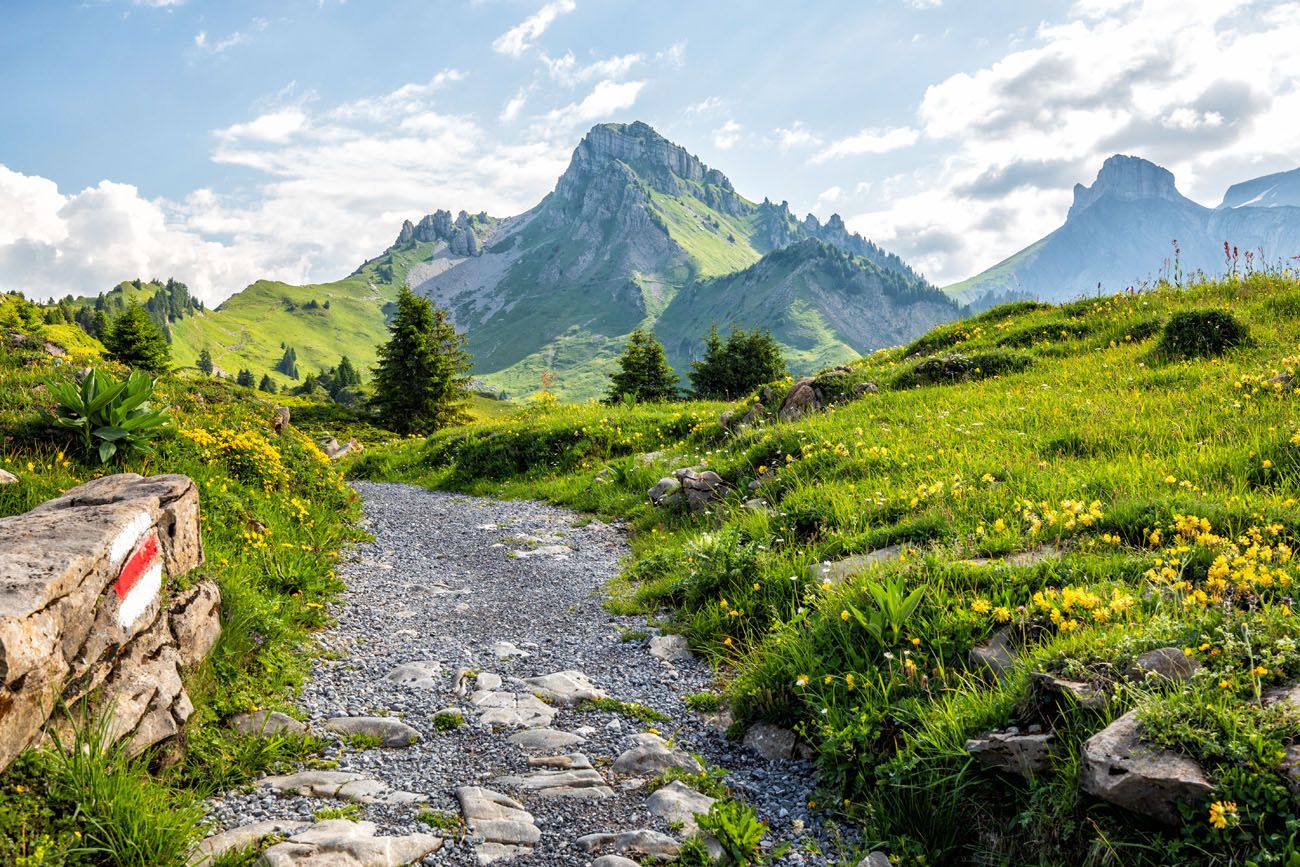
[0,473,218,770]
[717,367,880,433]
[648,467,729,513]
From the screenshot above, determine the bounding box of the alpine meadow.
[4,3,1300,867]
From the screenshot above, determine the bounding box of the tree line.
[605,324,786,404]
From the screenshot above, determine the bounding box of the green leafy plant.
[1157,308,1248,359]
[846,574,926,647]
[46,369,169,464]
[697,800,768,864]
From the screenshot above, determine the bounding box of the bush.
[1157,309,1247,359]
[46,368,169,464]
[892,351,1030,389]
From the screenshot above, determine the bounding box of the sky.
[2,0,1298,304]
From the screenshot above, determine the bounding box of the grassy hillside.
[353,270,1300,865]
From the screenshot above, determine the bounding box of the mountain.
[139,122,949,399]
[946,155,1300,309]
[394,121,953,398]
[1220,167,1300,208]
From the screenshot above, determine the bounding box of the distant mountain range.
[142,121,956,400]
[946,157,1300,309]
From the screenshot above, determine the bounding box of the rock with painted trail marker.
[0,473,210,771]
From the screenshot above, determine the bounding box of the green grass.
[578,697,672,724]
[354,269,1300,865]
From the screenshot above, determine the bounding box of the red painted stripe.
[115,534,159,600]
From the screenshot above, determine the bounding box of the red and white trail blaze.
[109,512,163,628]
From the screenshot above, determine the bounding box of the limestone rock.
[319,437,361,460]
[648,476,682,507]
[258,770,426,805]
[0,473,206,771]
[743,722,807,762]
[324,716,421,748]
[649,633,692,662]
[470,690,557,728]
[491,640,530,658]
[966,729,1057,776]
[778,377,820,421]
[0,468,17,485]
[271,406,290,435]
[382,661,443,689]
[593,858,642,867]
[523,670,605,705]
[646,780,716,834]
[230,710,308,736]
[256,820,442,867]
[169,579,222,669]
[476,672,503,691]
[1031,671,1104,710]
[613,733,702,775]
[577,829,681,862]
[506,728,586,753]
[675,468,729,513]
[857,853,891,867]
[808,545,904,586]
[457,786,540,864]
[1125,646,1200,683]
[739,403,765,427]
[1079,709,1213,824]
[496,752,614,799]
[970,628,1018,681]
[189,820,310,865]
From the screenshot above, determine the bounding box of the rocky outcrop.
[0,473,213,770]
[966,727,1056,776]
[1080,709,1213,824]
[648,468,728,513]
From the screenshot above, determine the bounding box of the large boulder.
[1080,709,1213,824]
[0,474,212,770]
[777,377,820,421]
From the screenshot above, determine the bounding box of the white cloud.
[686,96,722,115]
[775,121,821,150]
[216,109,308,144]
[194,31,206,48]
[712,120,742,150]
[906,0,943,8]
[542,79,645,129]
[842,0,1300,284]
[492,0,576,58]
[500,89,528,122]
[657,40,687,68]
[541,51,642,87]
[813,126,918,161]
[812,185,843,215]
[134,0,185,7]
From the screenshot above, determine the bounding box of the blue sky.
[2,0,1298,302]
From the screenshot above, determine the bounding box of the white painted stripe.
[109,511,153,570]
[117,561,162,628]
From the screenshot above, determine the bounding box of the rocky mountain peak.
[1069,154,1183,218]
[556,121,735,202]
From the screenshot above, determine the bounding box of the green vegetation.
[371,286,472,434]
[416,810,462,833]
[1158,308,1249,359]
[577,697,671,724]
[0,299,363,862]
[103,303,171,373]
[432,710,465,732]
[46,369,170,464]
[355,270,1300,865]
[689,325,786,400]
[606,328,680,404]
[312,804,363,822]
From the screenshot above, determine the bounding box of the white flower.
[883,652,895,660]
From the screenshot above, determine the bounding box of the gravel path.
[202,483,835,865]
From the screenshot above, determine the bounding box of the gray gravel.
[203,482,842,865]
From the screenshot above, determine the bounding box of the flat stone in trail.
[189,820,310,865]
[613,733,703,775]
[646,780,716,834]
[522,669,606,705]
[510,544,572,559]
[470,690,557,728]
[324,716,422,748]
[496,752,614,799]
[258,770,426,805]
[491,640,530,658]
[592,858,642,867]
[257,820,442,867]
[457,785,541,864]
[382,661,443,688]
[577,829,681,861]
[228,710,308,736]
[649,634,692,662]
[506,728,586,753]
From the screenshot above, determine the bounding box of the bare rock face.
[1125,646,1200,684]
[0,473,213,771]
[1080,709,1213,824]
[966,728,1056,776]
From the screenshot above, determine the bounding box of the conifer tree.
[236,369,255,387]
[370,286,471,434]
[258,373,277,393]
[689,325,787,399]
[103,303,170,373]
[196,348,214,376]
[606,329,679,403]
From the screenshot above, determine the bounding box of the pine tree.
[606,329,679,403]
[276,346,299,379]
[236,369,255,387]
[258,373,277,393]
[103,303,171,373]
[370,286,472,434]
[90,309,110,340]
[197,348,214,376]
[689,325,787,399]
[335,355,361,389]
